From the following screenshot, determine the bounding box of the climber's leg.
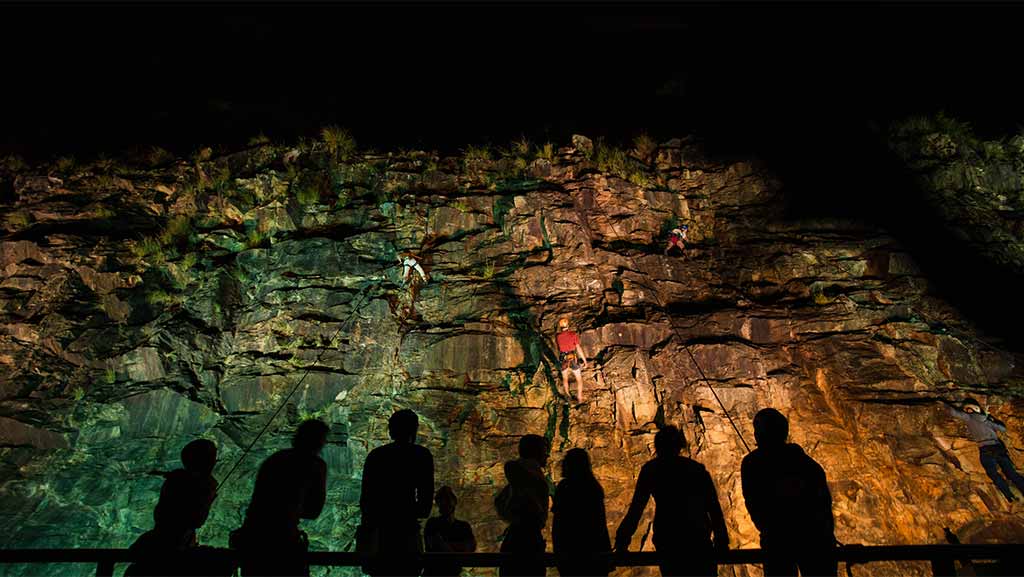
[560,368,572,398]
[572,368,584,403]
[980,445,1017,501]
[413,262,427,282]
[402,265,411,284]
[993,444,1024,495]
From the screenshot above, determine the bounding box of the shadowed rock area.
[0,127,1022,576]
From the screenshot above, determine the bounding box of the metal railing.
[0,544,1021,576]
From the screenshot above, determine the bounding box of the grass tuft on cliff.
[320,126,356,160]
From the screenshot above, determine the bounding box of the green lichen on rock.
[890,113,1024,273]
[0,129,1022,577]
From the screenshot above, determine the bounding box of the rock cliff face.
[0,129,1022,576]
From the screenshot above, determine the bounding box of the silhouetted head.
[558,317,570,330]
[561,447,593,481]
[519,434,550,467]
[435,485,457,517]
[388,409,419,443]
[653,425,684,457]
[753,408,789,448]
[181,439,217,475]
[961,398,983,414]
[293,419,330,454]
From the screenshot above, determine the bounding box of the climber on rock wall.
[398,251,428,285]
[943,397,1024,502]
[556,317,588,404]
[663,225,688,256]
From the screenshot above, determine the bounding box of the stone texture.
[0,130,1021,577]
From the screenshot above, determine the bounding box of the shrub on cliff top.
[145,147,176,168]
[632,133,658,163]
[594,140,655,188]
[248,133,272,147]
[1,154,27,173]
[535,142,556,163]
[321,126,356,160]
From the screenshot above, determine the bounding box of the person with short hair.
[423,486,477,577]
[234,419,330,577]
[555,317,588,404]
[496,434,551,577]
[615,425,728,577]
[359,409,435,577]
[741,408,836,577]
[944,397,1024,502]
[127,439,225,577]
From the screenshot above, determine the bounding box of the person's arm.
[424,520,450,552]
[740,457,766,533]
[704,470,729,551]
[575,343,588,367]
[557,487,565,553]
[596,488,612,553]
[416,449,435,519]
[551,483,566,553]
[360,450,377,525]
[194,477,217,529]
[615,466,652,551]
[946,404,970,421]
[986,415,1008,432]
[817,464,835,538]
[301,458,328,520]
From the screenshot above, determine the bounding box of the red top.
[556,331,579,353]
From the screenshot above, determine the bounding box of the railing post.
[930,555,955,577]
[96,559,115,577]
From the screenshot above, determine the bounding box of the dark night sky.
[2,1,1023,349]
[3,2,1022,158]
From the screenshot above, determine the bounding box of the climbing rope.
[578,176,753,453]
[220,155,432,489]
[217,272,386,489]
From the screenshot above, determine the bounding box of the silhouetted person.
[741,408,836,577]
[359,409,435,577]
[552,448,611,577]
[943,397,1024,502]
[615,426,728,577]
[495,434,551,577]
[233,419,329,577]
[126,439,229,577]
[423,486,477,577]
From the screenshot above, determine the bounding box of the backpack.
[494,484,525,525]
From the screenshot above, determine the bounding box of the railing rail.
[0,544,1021,576]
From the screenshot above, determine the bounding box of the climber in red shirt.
[664,225,688,256]
[556,317,588,404]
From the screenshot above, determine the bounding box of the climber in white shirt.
[398,252,428,285]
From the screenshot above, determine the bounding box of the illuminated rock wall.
[0,131,1021,576]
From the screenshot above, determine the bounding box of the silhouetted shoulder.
[680,455,709,474]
